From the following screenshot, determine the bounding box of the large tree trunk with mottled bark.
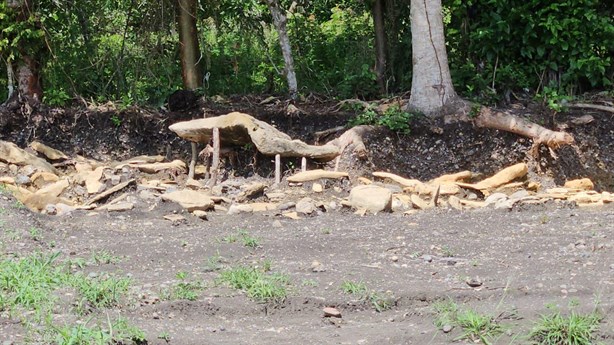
[265,0,298,99]
[372,0,387,95]
[3,0,43,106]
[406,0,573,152]
[408,0,458,116]
[176,0,203,90]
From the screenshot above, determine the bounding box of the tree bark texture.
[5,0,43,105]
[265,0,298,99]
[408,0,458,116]
[372,0,387,94]
[176,0,203,90]
[475,107,574,149]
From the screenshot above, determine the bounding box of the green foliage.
[50,317,145,345]
[340,280,394,312]
[161,272,204,301]
[536,86,571,113]
[529,310,601,345]
[455,309,502,344]
[0,252,67,311]
[0,0,611,105]
[218,266,289,303]
[432,299,503,344]
[71,273,131,309]
[445,0,614,101]
[350,104,415,133]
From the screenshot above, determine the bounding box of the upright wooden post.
[209,127,220,186]
[188,142,197,180]
[301,157,307,172]
[275,154,281,184]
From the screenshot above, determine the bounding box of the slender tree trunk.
[265,0,298,99]
[176,0,203,90]
[5,0,43,106]
[372,0,387,95]
[408,0,458,116]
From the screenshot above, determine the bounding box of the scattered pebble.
[323,307,342,318]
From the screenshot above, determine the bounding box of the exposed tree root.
[326,125,375,158]
[474,107,574,156]
[568,103,614,114]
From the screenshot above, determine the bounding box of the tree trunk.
[176,0,203,90]
[265,0,298,99]
[15,56,43,104]
[408,0,458,116]
[4,0,43,106]
[372,0,387,95]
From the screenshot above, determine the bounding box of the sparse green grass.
[432,299,502,344]
[5,229,21,241]
[47,317,145,345]
[71,273,131,310]
[221,230,260,248]
[433,298,459,329]
[529,310,601,345]
[455,309,502,344]
[158,331,171,342]
[239,230,260,248]
[161,272,204,301]
[0,252,68,311]
[218,266,289,302]
[340,280,369,295]
[221,234,238,243]
[441,245,454,257]
[89,250,121,265]
[340,280,394,312]
[0,252,135,342]
[301,279,318,287]
[203,254,224,272]
[28,227,42,241]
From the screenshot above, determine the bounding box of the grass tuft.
[529,310,601,345]
[218,266,288,302]
[340,280,394,312]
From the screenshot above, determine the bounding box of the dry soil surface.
[1,189,613,344]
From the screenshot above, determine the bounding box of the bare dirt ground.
[1,192,613,344]
[1,97,614,344]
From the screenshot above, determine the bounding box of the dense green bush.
[0,0,612,105]
[444,0,614,102]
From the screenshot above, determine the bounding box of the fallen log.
[456,163,528,191]
[568,103,614,114]
[475,108,574,149]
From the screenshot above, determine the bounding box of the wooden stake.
[188,142,197,180]
[209,127,220,187]
[275,154,281,184]
[301,157,307,172]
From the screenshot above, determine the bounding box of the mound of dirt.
[0,96,612,190]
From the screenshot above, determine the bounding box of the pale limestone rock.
[227,204,254,214]
[287,170,349,183]
[101,202,135,212]
[84,167,106,194]
[29,141,68,161]
[169,112,340,161]
[161,190,215,212]
[485,192,508,206]
[31,171,60,188]
[296,197,317,214]
[348,185,392,213]
[192,210,208,220]
[564,178,594,191]
[0,140,58,173]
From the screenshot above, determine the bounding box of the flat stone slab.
[169,112,340,161]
